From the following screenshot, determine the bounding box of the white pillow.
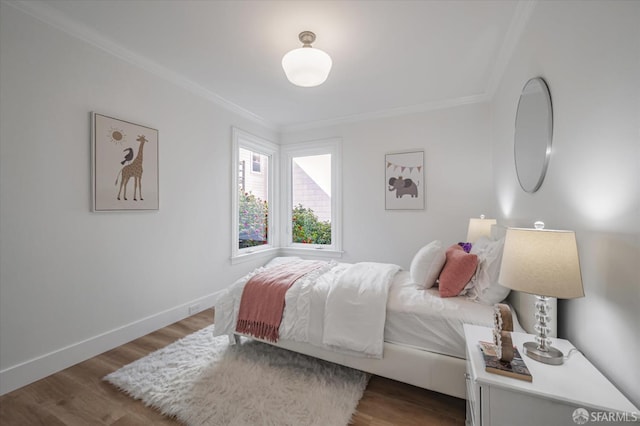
[468,237,511,304]
[410,240,446,289]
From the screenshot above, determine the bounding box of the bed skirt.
[234,333,466,399]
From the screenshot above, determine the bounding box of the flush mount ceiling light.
[282,31,332,87]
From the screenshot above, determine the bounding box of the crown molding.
[4,0,278,131]
[484,0,538,99]
[4,0,534,135]
[280,93,491,134]
[280,0,535,134]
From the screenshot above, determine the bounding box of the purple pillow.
[458,242,473,253]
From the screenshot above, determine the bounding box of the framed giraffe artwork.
[91,113,159,211]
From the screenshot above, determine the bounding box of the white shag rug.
[104,325,369,426]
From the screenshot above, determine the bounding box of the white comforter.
[323,262,400,357]
[213,259,400,358]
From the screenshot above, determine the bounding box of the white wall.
[282,102,496,268]
[491,1,639,406]
[0,3,274,394]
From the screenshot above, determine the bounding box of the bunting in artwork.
[386,161,422,174]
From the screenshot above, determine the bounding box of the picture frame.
[91,113,159,211]
[385,150,424,210]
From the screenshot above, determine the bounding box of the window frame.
[281,138,342,256]
[231,128,279,262]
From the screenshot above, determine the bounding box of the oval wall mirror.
[514,77,553,193]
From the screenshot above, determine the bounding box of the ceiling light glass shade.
[282,47,332,87]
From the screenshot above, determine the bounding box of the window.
[232,129,341,261]
[292,154,332,245]
[251,153,262,173]
[282,138,342,253]
[232,128,278,259]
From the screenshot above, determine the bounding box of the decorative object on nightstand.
[478,341,532,382]
[476,303,532,382]
[466,215,497,243]
[492,303,514,361]
[498,221,584,365]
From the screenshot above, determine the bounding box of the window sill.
[279,247,344,259]
[230,247,280,265]
[231,247,343,265]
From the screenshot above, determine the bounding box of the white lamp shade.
[466,217,497,242]
[282,47,332,87]
[499,227,584,299]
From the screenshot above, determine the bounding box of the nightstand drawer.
[485,386,585,426]
[465,358,481,426]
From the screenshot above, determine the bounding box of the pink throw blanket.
[236,260,323,342]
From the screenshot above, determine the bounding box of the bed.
[214,235,553,400]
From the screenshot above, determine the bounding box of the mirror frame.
[514,77,553,193]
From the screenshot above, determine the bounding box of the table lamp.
[498,222,584,365]
[466,215,497,243]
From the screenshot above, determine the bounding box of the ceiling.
[16,0,534,131]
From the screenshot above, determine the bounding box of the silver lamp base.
[523,341,564,365]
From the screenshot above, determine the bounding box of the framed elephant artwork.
[385,151,424,210]
[91,113,159,211]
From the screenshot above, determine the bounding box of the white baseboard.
[0,291,223,396]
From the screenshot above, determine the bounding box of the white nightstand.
[464,324,638,426]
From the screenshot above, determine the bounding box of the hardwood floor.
[0,309,465,425]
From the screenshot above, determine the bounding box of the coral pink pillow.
[438,245,478,298]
